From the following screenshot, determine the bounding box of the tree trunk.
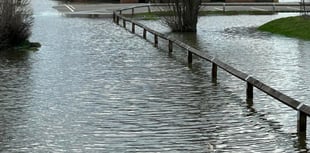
[156,0,201,32]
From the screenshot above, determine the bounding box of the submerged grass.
[258,16,310,40]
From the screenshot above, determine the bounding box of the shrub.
[152,0,201,32]
[0,0,33,50]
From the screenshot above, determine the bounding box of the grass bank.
[258,16,310,40]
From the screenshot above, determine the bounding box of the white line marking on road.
[250,7,267,11]
[65,4,75,12]
[287,6,300,11]
[214,7,223,11]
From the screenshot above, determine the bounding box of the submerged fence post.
[113,12,116,22]
[123,19,126,28]
[116,16,119,25]
[154,34,158,47]
[168,40,173,53]
[188,50,193,64]
[132,23,135,33]
[143,29,147,39]
[246,82,253,99]
[298,111,307,134]
[212,63,217,79]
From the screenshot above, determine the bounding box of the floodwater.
[0,0,309,152]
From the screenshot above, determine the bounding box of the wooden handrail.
[113,5,310,135]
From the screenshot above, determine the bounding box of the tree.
[0,0,33,50]
[300,0,309,16]
[154,0,202,32]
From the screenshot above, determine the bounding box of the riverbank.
[258,16,310,40]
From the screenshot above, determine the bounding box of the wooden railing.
[113,5,310,136]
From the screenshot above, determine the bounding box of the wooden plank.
[246,77,307,112]
[213,58,249,81]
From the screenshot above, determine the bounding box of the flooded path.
[0,0,308,152]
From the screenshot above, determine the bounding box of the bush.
[152,0,201,32]
[0,0,33,50]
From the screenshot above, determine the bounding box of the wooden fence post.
[246,82,253,99]
[168,40,173,53]
[143,29,147,39]
[132,23,135,34]
[298,111,307,134]
[188,50,193,64]
[132,8,134,17]
[123,20,126,28]
[212,63,217,79]
[154,34,158,47]
[113,12,116,22]
[116,16,119,25]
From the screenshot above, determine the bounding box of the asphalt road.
[53,2,308,18]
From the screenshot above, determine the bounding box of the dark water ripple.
[0,1,307,152]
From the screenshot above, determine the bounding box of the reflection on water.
[0,0,309,152]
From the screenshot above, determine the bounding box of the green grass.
[131,11,275,20]
[258,16,310,40]
[131,12,160,20]
[200,11,275,16]
[13,40,41,51]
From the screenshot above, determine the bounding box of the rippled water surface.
[141,13,310,133]
[0,0,309,152]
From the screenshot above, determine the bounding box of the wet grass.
[13,40,41,52]
[201,10,275,16]
[258,16,310,40]
[133,10,275,20]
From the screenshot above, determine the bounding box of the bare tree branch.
[0,0,33,49]
[153,0,201,32]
